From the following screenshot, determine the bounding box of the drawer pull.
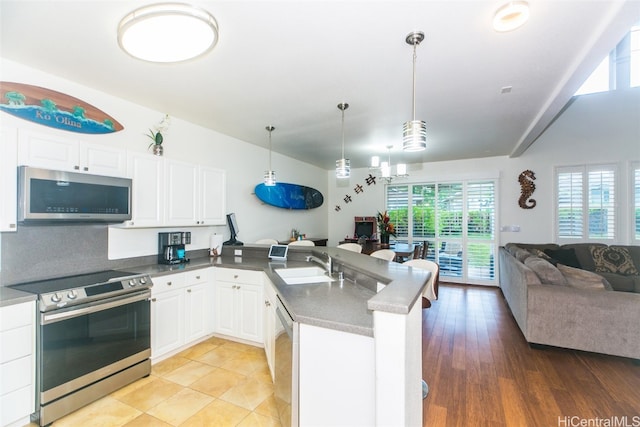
[196,275,201,280]
[151,298,157,302]
[187,289,192,293]
[167,282,172,286]
[234,275,239,279]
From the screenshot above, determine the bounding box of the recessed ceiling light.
[118,3,219,63]
[493,1,530,32]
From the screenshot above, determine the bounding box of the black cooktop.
[10,270,140,294]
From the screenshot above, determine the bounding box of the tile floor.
[35,337,281,427]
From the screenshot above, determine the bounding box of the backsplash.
[0,224,159,285]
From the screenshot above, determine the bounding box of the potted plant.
[147,114,170,156]
[376,211,396,246]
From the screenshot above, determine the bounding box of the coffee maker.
[158,231,191,265]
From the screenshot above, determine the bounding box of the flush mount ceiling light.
[336,103,351,179]
[118,3,219,63]
[493,1,530,32]
[264,126,276,186]
[403,31,427,152]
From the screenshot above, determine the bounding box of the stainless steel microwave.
[18,166,132,223]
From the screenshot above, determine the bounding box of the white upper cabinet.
[0,126,18,232]
[198,165,226,225]
[125,153,226,228]
[165,159,199,226]
[18,129,126,177]
[127,153,164,227]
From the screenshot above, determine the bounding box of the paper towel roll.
[210,234,223,251]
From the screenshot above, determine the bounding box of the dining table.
[389,243,416,262]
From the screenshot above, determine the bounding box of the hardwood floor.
[422,284,640,426]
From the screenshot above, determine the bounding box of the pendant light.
[264,126,276,186]
[379,145,408,184]
[336,103,350,179]
[403,31,427,152]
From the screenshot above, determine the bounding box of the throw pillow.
[524,256,567,286]
[590,246,640,276]
[544,248,581,269]
[556,264,612,291]
[528,248,555,263]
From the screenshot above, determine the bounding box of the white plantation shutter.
[386,185,408,238]
[557,168,584,238]
[633,162,640,242]
[412,184,436,238]
[556,164,616,241]
[588,167,615,239]
[437,183,463,238]
[466,181,495,281]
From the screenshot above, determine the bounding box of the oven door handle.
[42,290,151,324]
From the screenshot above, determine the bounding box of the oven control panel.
[39,274,152,311]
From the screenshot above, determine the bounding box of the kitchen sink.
[275,267,335,285]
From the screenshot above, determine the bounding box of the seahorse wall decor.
[518,169,537,209]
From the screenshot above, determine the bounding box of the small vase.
[380,234,390,247]
[152,144,163,156]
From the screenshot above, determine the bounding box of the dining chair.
[370,249,396,261]
[412,244,422,260]
[421,241,429,259]
[288,240,315,246]
[337,243,362,253]
[255,238,279,245]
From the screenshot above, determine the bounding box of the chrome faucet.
[306,254,332,274]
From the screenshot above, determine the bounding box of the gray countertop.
[0,246,430,337]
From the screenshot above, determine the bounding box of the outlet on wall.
[234,249,242,256]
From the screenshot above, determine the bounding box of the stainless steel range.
[10,270,153,426]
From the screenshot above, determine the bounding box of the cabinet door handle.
[74,165,80,170]
[167,282,172,286]
[187,289,192,293]
[196,276,200,280]
[151,298,157,302]
[83,166,89,171]
[265,301,271,307]
[234,275,239,279]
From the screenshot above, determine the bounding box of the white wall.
[0,58,328,262]
[327,88,640,246]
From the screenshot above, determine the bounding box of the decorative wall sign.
[518,169,537,209]
[334,173,377,212]
[255,182,324,210]
[0,81,124,134]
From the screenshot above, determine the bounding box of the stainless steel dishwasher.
[274,295,298,427]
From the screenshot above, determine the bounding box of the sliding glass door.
[386,179,497,285]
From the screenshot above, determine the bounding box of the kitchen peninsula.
[0,244,428,427]
[127,244,429,426]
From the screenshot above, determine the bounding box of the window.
[386,179,497,285]
[575,24,640,95]
[633,162,640,243]
[556,165,616,241]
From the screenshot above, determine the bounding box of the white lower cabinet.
[0,301,35,427]
[263,279,278,381]
[213,269,263,344]
[151,268,214,361]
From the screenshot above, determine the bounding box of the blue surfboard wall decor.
[254,182,324,210]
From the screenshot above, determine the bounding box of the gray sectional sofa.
[499,243,640,359]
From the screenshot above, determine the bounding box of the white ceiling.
[1,1,638,170]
